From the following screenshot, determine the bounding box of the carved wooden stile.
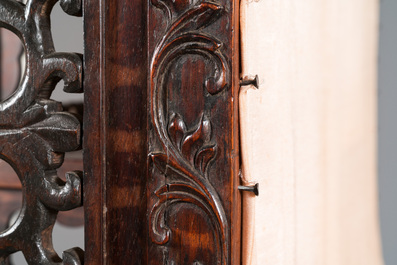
[0,0,83,264]
[148,0,240,263]
[82,0,240,262]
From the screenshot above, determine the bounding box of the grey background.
[9,0,397,263]
[379,0,397,264]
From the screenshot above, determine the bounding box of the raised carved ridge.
[0,0,83,264]
[149,1,230,264]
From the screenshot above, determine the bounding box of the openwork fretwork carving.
[149,1,230,264]
[0,0,83,264]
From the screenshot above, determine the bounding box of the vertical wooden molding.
[147,0,240,263]
[84,0,148,264]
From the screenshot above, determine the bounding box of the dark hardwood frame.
[84,0,241,263]
[0,13,84,257]
[0,0,240,262]
[0,0,84,263]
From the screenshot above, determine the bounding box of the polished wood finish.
[84,0,148,263]
[0,157,84,227]
[0,0,84,264]
[147,0,240,263]
[84,0,240,263]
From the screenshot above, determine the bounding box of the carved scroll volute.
[148,0,234,263]
[0,0,84,264]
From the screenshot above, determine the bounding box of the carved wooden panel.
[83,0,239,262]
[147,0,240,263]
[0,0,83,264]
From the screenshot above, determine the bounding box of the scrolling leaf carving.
[0,0,83,264]
[149,1,230,264]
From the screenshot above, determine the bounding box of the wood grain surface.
[0,0,84,263]
[83,0,240,263]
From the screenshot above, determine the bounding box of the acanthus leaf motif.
[165,2,224,39]
[195,144,216,176]
[149,0,230,263]
[164,113,217,177]
[180,114,212,170]
[168,113,187,151]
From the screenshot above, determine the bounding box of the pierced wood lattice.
[0,0,83,264]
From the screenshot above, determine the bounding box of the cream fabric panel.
[240,1,383,265]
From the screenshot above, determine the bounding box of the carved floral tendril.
[149,1,230,264]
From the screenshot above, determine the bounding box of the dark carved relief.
[0,0,83,264]
[149,0,230,264]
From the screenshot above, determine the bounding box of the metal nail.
[240,75,259,89]
[238,183,259,196]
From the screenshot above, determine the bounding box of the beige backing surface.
[239,1,384,264]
